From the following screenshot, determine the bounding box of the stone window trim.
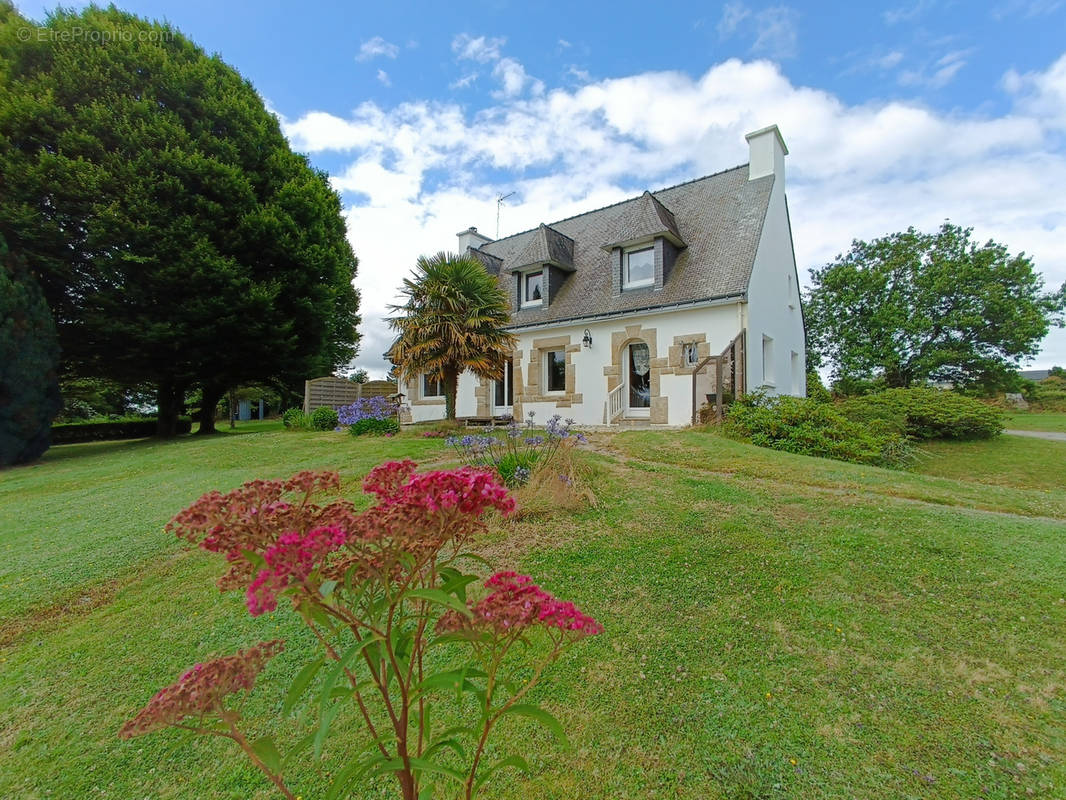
[603,323,669,424]
[667,333,712,376]
[411,372,446,406]
[516,335,583,410]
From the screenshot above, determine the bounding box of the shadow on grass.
[36,421,285,467]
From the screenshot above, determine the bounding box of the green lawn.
[1005,411,1066,433]
[1,425,1064,798]
[916,435,1066,492]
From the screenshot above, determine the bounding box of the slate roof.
[507,223,576,272]
[472,165,774,328]
[603,190,684,249]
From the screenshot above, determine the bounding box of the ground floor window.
[422,374,443,398]
[545,350,566,392]
[493,367,513,408]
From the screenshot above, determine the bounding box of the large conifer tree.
[0,3,360,435]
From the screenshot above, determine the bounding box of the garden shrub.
[281,407,306,429]
[309,406,339,431]
[337,396,400,435]
[1,239,62,466]
[1030,375,1066,411]
[497,450,539,487]
[725,393,912,468]
[122,464,601,800]
[840,388,1003,440]
[349,416,400,436]
[447,413,587,488]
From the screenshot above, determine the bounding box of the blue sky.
[15,0,1066,378]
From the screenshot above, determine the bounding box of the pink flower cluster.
[166,471,357,591]
[438,572,602,637]
[247,526,347,616]
[169,462,516,608]
[119,640,284,738]
[350,462,516,565]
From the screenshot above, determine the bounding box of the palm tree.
[389,252,516,420]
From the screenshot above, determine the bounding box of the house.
[396,124,806,427]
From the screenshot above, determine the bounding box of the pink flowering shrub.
[123,462,600,800]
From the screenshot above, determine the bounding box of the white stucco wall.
[397,371,480,423]
[744,175,806,396]
[397,303,744,427]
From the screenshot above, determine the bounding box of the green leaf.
[282,731,315,769]
[501,704,570,748]
[313,701,343,761]
[415,668,486,698]
[407,756,466,784]
[250,736,282,775]
[403,587,472,618]
[319,579,338,598]
[319,637,378,709]
[422,736,467,762]
[474,754,532,791]
[241,549,267,572]
[325,754,393,800]
[282,657,324,717]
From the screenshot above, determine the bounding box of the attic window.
[521,270,543,307]
[624,246,654,289]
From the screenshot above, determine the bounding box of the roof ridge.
[485,162,749,246]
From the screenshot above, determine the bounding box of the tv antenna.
[496,191,515,239]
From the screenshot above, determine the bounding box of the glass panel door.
[627,342,651,412]
[492,367,513,415]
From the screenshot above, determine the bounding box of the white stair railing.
[607,383,624,424]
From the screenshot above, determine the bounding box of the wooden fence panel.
[303,377,398,412]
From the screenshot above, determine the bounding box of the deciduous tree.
[805,223,1065,389]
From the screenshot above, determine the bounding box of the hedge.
[51,419,192,444]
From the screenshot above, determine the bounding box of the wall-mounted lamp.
[582,329,593,349]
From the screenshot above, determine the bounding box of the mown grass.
[917,435,1066,492]
[1,425,1064,798]
[1005,411,1066,433]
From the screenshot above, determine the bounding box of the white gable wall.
[744,177,806,396]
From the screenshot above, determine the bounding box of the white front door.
[626,342,651,417]
[492,368,513,417]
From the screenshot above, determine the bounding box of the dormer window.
[624,246,654,289]
[521,269,543,307]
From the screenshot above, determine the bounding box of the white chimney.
[745,124,788,181]
[456,226,493,253]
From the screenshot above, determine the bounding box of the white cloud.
[492,58,544,98]
[451,33,505,63]
[718,3,799,60]
[356,36,399,62]
[751,6,799,59]
[718,2,751,37]
[883,0,936,25]
[900,48,973,88]
[992,0,1064,18]
[1003,52,1066,130]
[277,54,1066,377]
[376,69,391,87]
[875,50,905,69]
[450,72,479,90]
